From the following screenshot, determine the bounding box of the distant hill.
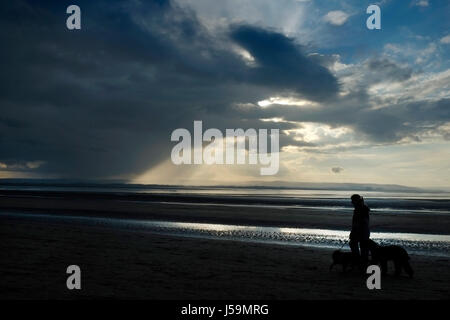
[0,178,448,193]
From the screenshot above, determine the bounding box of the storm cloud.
[0,0,339,178]
[0,0,448,181]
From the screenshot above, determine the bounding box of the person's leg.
[367,239,377,263]
[360,240,369,268]
[349,239,360,265]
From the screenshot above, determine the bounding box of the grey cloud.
[367,58,413,82]
[1,0,446,180]
[0,0,339,179]
[250,92,450,145]
[230,25,339,102]
[331,167,344,173]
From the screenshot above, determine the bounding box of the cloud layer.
[0,0,338,178]
[0,0,449,187]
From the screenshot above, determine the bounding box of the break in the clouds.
[0,0,449,188]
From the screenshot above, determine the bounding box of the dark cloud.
[352,98,450,143]
[0,0,340,179]
[367,58,413,82]
[331,167,344,174]
[0,0,447,180]
[230,25,339,102]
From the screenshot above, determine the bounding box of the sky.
[0,0,449,188]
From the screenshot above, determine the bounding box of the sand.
[0,191,449,299]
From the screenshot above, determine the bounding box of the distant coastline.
[1,178,448,193]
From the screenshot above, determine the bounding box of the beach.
[1,189,449,299]
[1,189,449,234]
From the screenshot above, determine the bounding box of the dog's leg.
[329,263,335,271]
[403,261,414,278]
[394,260,401,277]
[381,260,388,275]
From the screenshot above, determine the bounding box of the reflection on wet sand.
[2,211,449,257]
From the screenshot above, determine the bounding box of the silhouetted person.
[349,194,370,270]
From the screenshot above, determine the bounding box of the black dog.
[329,250,356,272]
[368,239,414,277]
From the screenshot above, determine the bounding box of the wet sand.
[1,217,449,299]
[0,191,449,299]
[1,190,450,234]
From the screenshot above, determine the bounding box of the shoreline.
[1,191,450,235]
[2,210,450,257]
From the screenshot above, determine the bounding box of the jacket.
[350,204,370,240]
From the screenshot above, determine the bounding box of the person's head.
[351,194,364,207]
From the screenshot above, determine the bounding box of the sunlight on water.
[167,221,260,232]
